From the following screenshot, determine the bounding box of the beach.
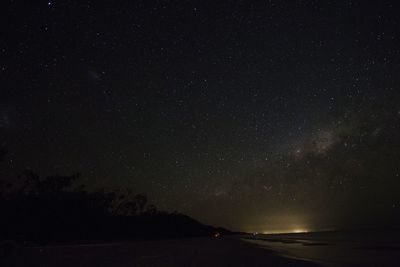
[3,236,317,267]
[244,231,400,266]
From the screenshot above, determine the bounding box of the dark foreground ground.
[2,236,318,267]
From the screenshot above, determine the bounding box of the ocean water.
[242,230,400,266]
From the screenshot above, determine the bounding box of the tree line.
[0,149,229,244]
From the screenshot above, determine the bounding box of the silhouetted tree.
[145,204,158,215]
[21,170,79,194]
[110,188,148,215]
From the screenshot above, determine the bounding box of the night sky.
[2,1,400,232]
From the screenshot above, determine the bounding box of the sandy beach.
[3,236,317,267]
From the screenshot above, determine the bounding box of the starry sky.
[2,1,400,232]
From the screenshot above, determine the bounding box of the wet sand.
[4,236,318,267]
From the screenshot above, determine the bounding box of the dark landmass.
[0,171,231,246]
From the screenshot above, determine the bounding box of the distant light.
[262,228,309,234]
[292,229,309,233]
